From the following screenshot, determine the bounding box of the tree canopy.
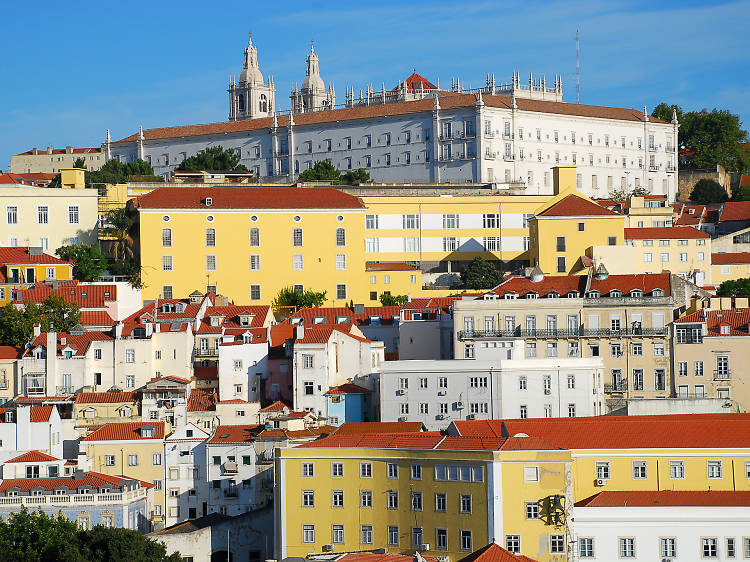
[0,508,181,562]
[72,157,86,169]
[56,245,108,282]
[176,146,248,172]
[652,103,749,172]
[460,257,503,289]
[379,293,408,307]
[716,278,750,297]
[273,286,327,310]
[689,178,728,204]
[608,185,650,203]
[85,159,158,185]
[0,294,81,347]
[295,159,371,184]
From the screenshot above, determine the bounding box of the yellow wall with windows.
[75,400,140,435]
[365,267,424,303]
[711,261,750,285]
[0,262,73,305]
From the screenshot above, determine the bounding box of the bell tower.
[228,34,275,121]
[290,43,335,113]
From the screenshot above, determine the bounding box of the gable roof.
[488,272,671,298]
[712,252,750,265]
[187,389,217,412]
[207,424,264,444]
[334,422,426,434]
[0,247,71,266]
[197,305,270,333]
[259,400,289,412]
[30,406,54,422]
[325,383,372,395]
[0,346,21,359]
[74,392,139,404]
[25,332,113,357]
[674,308,750,336]
[720,201,750,222]
[458,541,537,562]
[575,490,750,508]
[0,472,139,493]
[5,450,59,463]
[536,193,620,217]
[624,226,709,239]
[137,186,364,211]
[389,72,437,92]
[81,421,165,441]
[289,306,401,327]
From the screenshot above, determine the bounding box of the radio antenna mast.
[576,29,581,103]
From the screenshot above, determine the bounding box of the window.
[580,537,594,557]
[568,403,576,417]
[365,214,378,229]
[506,535,521,554]
[125,349,135,363]
[206,255,216,271]
[550,535,565,554]
[411,492,422,511]
[460,494,472,513]
[557,256,566,273]
[596,462,610,480]
[302,490,315,507]
[331,462,343,478]
[128,454,138,466]
[519,405,528,418]
[435,492,446,511]
[249,227,260,247]
[707,460,722,479]
[619,538,635,557]
[443,237,458,251]
[332,490,344,507]
[402,214,420,229]
[302,524,315,543]
[632,460,647,479]
[249,254,260,271]
[411,464,422,480]
[292,228,303,246]
[436,528,447,550]
[302,463,314,477]
[703,537,717,557]
[205,228,216,247]
[360,462,372,478]
[388,526,399,546]
[524,501,540,519]
[728,537,736,558]
[250,284,261,300]
[162,255,173,271]
[442,214,459,228]
[292,254,304,271]
[669,460,685,479]
[335,254,346,270]
[332,524,344,544]
[153,453,162,466]
[461,530,473,551]
[68,206,79,224]
[660,537,676,557]
[387,490,398,509]
[359,525,373,545]
[524,466,539,482]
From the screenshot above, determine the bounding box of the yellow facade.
[711,260,750,285]
[0,261,73,305]
[75,399,140,435]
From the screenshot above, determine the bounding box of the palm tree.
[101,208,135,261]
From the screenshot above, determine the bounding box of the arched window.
[260,94,267,113]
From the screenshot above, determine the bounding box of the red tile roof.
[537,194,620,217]
[193,365,218,380]
[720,201,750,222]
[712,252,750,265]
[488,272,671,298]
[575,490,750,508]
[389,71,437,92]
[207,424,265,444]
[589,272,672,297]
[325,383,372,395]
[450,413,750,449]
[334,422,426,434]
[187,389,217,412]
[256,425,337,440]
[137,186,364,210]
[0,346,21,359]
[14,147,101,156]
[18,284,117,308]
[458,542,537,562]
[5,450,59,463]
[0,247,71,266]
[197,305,270,334]
[296,325,377,344]
[289,306,401,327]
[674,308,750,336]
[30,406,54,422]
[81,421,165,441]
[25,332,114,357]
[114,94,663,145]
[259,400,290,412]
[675,204,706,226]
[402,296,459,312]
[74,392,139,404]
[0,472,139,493]
[365,261,419,271]
[79,310,115,327]
[625,226,709,239]
[297,431,445,449]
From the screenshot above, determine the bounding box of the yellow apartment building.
[276,432,572,562]
[0,247,74,305]
[0,346,20,404]
[79,421,166,530]
[711,252,750,285]
[73,392,141,436]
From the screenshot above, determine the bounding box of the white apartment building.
[107,39,679,199]
[380,355,604,430]
[217,335,268,403]
[0,406,63,462]
[164,423,209,526]
[292,324,384,418]
[573,491,750,561]
[140,376,190,429]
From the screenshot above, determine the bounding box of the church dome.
[240,66,263,85]
[301,46,325,92]
[240,35,264,85]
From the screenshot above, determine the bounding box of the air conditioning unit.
[398,416,408,422]
[322,544,334,552]
[544,389,551,395]
[437,391,446,396]
[456,401,464,408]
[466,414,475,420]
[396,389,406,396]
[436,414,446,420]
[595,478,606,486]
[420,544,430,551]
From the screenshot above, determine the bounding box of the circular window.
[293,215,302,222]
[250,215,258,222]
[162,215,170,222]
[206,215,214,222]
[336,215,344,222]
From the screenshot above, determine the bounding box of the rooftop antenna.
[576,29,581,103]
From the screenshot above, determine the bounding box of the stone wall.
[677,165,730,201]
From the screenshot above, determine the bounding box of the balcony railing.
[582,295,674,307]
[649,165,659,171]
[0,489,145,507]
[714,370,731,380]
[604,382,628,393]
[503,154,515,161]
[484,131,494,139]
[502,133,514,140]
[485,151,495,160]
[197,349,218,357]
[56,386,73,395]
[457,326,668,341]
[223,489,238,498]
[439,133,454,141]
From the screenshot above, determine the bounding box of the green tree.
[85,159,156,186]
[379,293,408,306]
[0,508,84,562]
[689,178,728,204]
[460,257,503,289]
[176,145,248,172]
[608,186,650,202]
[343,168,371,184]
[78,526,181,562]
[716,278,750,297]
[101,208,136,261]
[72,157,86,170]
[273,287,327,309]
[731,184,750,201]
[0,303,36,347]
[298,159,342,182]
[39,294,81,333]
[56,245,107,282]
[651,102,683,125]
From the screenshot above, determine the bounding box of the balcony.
[649,165,659,172]
[503,154,515,161]
[56,386,73,395]
[604,382,628,393]
[667,165,676,172]
[439,133,454,141]
[502,133,514,140]
[649,145,657,152]
[484,131,494,139]
[0,379,8,390]
[0,489,146,508]
[197,349,218,357]
[457,326,668,341]
[257,451,274,465]
[714,370,731,381]
[460,131,476,139]
[22,358,46,373]
[223,489,239,498]
[484,151,495,160]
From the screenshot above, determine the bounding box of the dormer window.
[104,292,110,298]
[504,293,518,300]
[161,304,173,313]
[720,324,730,335]
[243,334,252,344]
[239,315,252,326]
[586,291,600,299]
[210,317,221,327]
[205,197,213,207]
[547,292,559,298]
[336,317,349,324]
[610,290,622,298]
[64,351,72,359]
[176,303,186,313]
[630,290,643,297]
[290,317,302,325]
[567,291,579,298]
[313,317,325,324]
[4,411,13,423]
[141,425,155,438]
[526,292,538,299]
[369,316,381,326]
[652,289,664,297]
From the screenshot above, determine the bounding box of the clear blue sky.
[1,0,748,170]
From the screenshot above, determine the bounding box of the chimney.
[60,337,66,346]
[115,321,124,339]
[46,147,52,154]
[32,148,38,155]
[295,325,304,340]
[73,469,85,480]
[33,323,41,338]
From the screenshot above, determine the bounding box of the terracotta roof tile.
[458,542,537,562]
[0,472,138,493]
[0,247,71,266]
[720,201,750,222]
[489,273,671,298]
[325,383,372,395]
[334,422,426,434]
[5,450,59,463]
[575,490,750,508]
[197,305,270,333]
[207,424,264,444]
[537,194,620,217]
[365,261,419,272]
[25,332,114,358]
[712,252,750,265]
[187,389,216,412]
[674,308,750,336]
[259,400,290,412]
[0,346,21,359]
[80,310,115,327]
[17,284,117,308]
[81,421,165,441]
[74,392,139,404]
[401,297,458,311]
[625,226,709,239]
[137,186,364,210]
[30,406,53,422]
[14,147,101,156]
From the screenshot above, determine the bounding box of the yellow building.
[73,391,141,436]
[0,346,20,404]
[0,247,74,305]
[277,414,750,561]
[80,421,166,529]
[10,146,104,174]
[710,252,750,285]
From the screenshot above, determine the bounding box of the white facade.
[228,34,275,122]
[205,438,261,516]
[217,338,268,403]
[380,354,604,430]
[292,327,384,417]
[573,502,750,561]
[164,423,209,526]
[0,406,63,462]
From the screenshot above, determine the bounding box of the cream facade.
[10,147,104,174]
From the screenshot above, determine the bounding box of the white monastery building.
[106,37,679,199]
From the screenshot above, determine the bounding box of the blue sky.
[1,0,749,170]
